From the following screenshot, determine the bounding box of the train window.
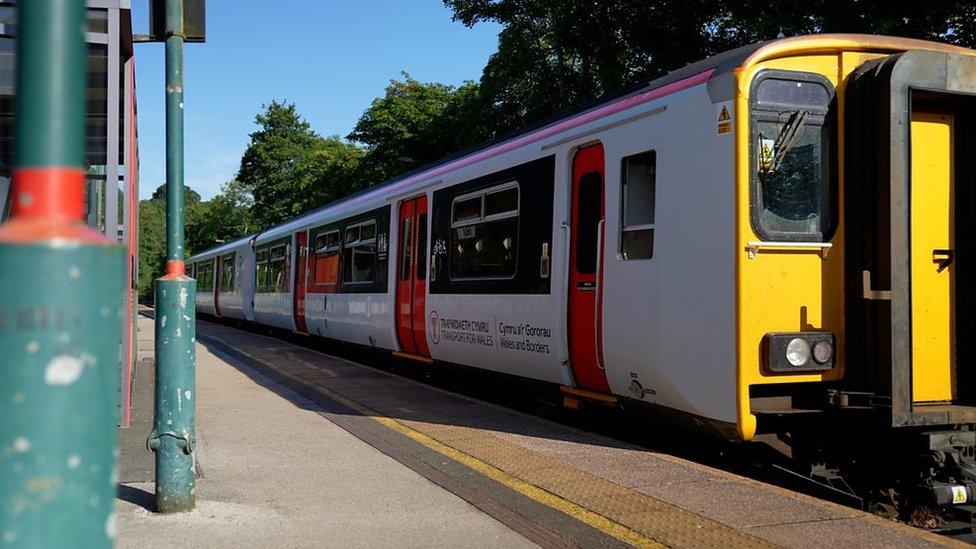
[417,213,427,280]
[314,230,340,254]
[312,230,341,288]
[576,173,602,274]
[343,220,376,284]
[220,254,235,292]
[450,183,519,280]
[400,217,413,281]
[255,247,269,292]
[267,244,290,293]
[750,70,835,242]
[198,261,213,292]
[620,151,656,260]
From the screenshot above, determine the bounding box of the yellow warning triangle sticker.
[718,106,731,122]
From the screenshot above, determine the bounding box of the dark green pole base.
[151,275,196,513]
[0,239,125,547]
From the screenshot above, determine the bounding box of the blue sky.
[131,1,501,199]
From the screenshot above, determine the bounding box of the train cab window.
[220,254,235,292]
[620,151,656,260]
[312,230,341,287]
[343,220,376,284]
[450,182,519,280]
[750,70,835,242]
[267,244,290,293]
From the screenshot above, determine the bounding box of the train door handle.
[933,249,954,273]
[862,270,892,301]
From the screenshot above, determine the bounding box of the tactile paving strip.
[200,322,777,548]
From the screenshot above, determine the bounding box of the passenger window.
[620,151,656,260]
[417,213,427,280]
[400,217,413,281]
[267,244,290,293]
[750,70,835,241]
[343,220,376,284]
[313,230,340,287]
[576,173,602,274]
[220,254,235,292]
[255,247,269,292]
[450,183,519,280]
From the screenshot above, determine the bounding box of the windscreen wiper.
[771,109,808,171]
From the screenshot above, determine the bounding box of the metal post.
[149,0,197,513]
[0,0,125,546]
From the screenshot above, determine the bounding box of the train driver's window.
[750,70,834,241]
[342,220,377,284]
[450,183,519,280]
[620,150,656,260]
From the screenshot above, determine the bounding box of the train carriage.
[189,34,976,512]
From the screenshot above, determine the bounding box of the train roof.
[191,34,974,256]
[187,233,256,262]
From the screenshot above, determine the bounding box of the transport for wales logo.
[429,311,440,345]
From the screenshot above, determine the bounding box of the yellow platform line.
[206,332,663,548]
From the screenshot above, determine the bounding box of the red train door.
[568,144,610,392]
[395,196,430,358]
[294,231,309,333]
[214,255,222,317]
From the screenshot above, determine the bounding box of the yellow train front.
[735,35,976,518]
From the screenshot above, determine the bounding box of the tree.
[237,101,364,227]
[444,0,976,135]
[348,74,489,184]
[186,180,256,253]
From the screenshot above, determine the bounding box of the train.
[189,34,976,519]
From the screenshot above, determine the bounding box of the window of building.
[450,183,519,280]
[620,151,656,260]
[343,220,376,284]
[220,253,235,292]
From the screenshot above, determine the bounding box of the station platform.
[117,314,959,548]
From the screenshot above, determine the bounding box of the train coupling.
[918,431,976,507]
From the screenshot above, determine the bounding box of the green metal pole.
[150,0,197,513]
[0,0,125,546]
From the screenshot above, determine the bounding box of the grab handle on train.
[861,270,892,301]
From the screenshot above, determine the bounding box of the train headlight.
[786,338,811,367]
[764,332,835,373]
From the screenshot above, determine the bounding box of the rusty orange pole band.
[10,167,86,221]
[166,260,185,276]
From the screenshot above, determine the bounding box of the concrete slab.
[115,322,534,548]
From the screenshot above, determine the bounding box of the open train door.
[846,50,976,427]
[213,255,222,317]
[567,144,610,392]
[294,230,309,333]
[395,196,431,360]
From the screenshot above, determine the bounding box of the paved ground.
[117,313,960,548]
[116,314,533,548]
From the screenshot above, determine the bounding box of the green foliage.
[445,0,976,133]
[236,101,365,227]
[348,74,489,183]
[137,181,256,300]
